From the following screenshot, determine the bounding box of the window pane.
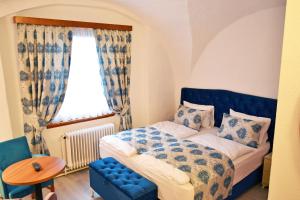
[53,29,111,122]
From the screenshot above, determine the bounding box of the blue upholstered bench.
[89,157,158,200]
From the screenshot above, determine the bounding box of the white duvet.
[101,121,199,158]
[101,136,137,156]
[137,154,190,185]
[152,121,254,160]
[99,121,264,200]
[100,122,254,187]
[188,133,255,160]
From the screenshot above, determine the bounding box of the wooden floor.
[23,169,268,200]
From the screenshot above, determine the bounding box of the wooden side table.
[262,152,272,188]
[2,156,65,200]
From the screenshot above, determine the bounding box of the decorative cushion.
[217,114,265,148]
[89,157,157,200]
[229,109,271,145]
[183,101,215,128]
[174,105,209,131]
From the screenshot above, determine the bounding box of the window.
[52,29,111,124]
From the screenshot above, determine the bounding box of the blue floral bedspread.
[115,126,235,200]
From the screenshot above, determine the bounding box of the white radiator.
[62,123,115,171]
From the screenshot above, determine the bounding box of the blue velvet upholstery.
[180,88,277,199]
[0,136,54,199]
[226,166,263,200]
[89,157,157,200]
[0,137,32,171]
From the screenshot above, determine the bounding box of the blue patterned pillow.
[217,114,265,148]
[174,105,209,131]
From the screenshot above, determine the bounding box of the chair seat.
[7,179,53,199]
[7,184,33,199]
[89,157,157,200]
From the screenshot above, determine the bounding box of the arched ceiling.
[0,0,286,71]
[188,0,286,67]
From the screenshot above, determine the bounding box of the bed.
[179,88,277,199]
[100,88,277,200]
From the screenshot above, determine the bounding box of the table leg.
[35,183,43,200]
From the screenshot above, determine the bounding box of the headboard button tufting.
[180,88,277,151]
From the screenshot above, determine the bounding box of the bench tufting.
[89,157,158,200]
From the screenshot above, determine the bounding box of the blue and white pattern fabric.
[217,114,265,148]
[95,29,132,131]
[174,105,209,131]
[116,127,235,200]
[17,24,73,154]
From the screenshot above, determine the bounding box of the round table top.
[2,156,65,186]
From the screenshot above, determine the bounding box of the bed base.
[226,166,263,199]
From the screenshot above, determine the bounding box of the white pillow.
[229,109,271,145]
[183,101,215,128]
[174,105,207,131]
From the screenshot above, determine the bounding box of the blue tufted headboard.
[180,88,277,151]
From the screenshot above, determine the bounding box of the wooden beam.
[13,16,132,31]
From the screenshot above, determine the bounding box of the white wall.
[146,29,175,123]
[0,55,13,141]
[0,1,285,159]
[269,0,300,198]
[0,4,174,157]
[0,16,21,138]
[184,6,286,99]
[187,0,286,67]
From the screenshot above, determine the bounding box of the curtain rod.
[13,16,133,31]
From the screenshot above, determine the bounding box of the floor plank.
[23,169,268,200]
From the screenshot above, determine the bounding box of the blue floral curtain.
[94,29,132,131]
[17,24,73,154]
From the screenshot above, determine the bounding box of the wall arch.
[186,6,286,99]
[188,0,286,69]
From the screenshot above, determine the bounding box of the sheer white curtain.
[53,28,111,122]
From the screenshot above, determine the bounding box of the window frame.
[47,113,115,129]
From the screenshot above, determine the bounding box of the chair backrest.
[45,192,57,200]
[0,136,32,171]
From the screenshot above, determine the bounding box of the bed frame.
[180,88,277,199]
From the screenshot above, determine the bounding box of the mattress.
[99,123,269,200]
[232,142,269,184]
